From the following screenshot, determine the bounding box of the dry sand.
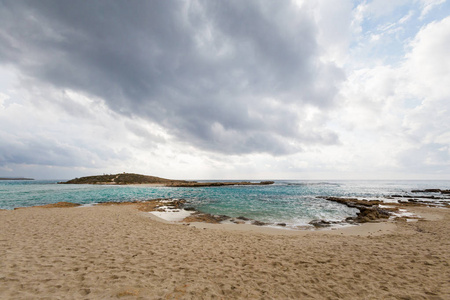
[0,205,449,299]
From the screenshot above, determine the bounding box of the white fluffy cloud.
[329,15,450,178]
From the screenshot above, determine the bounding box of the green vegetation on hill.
[60,173,189,185]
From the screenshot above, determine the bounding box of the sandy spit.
[0,205,449,299]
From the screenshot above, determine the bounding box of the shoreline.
[142,200,443,236]
[8,192,447,230]
[3,201,447,236]
[11,195,447,234]
[145,211,400,237]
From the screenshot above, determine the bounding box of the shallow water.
[1,180,449,226]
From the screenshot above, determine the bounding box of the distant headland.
[59,173,274,187]
[0,177,34,180]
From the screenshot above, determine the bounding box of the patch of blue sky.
[350,1,448,67]
[418,1,450,22]
[403,97,423,109]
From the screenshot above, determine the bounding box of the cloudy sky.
[0,0,449,180]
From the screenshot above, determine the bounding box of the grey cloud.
[397,143,450,173]
[0,134,123,168]
[0,0,344,155]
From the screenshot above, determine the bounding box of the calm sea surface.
[1,180,449,226]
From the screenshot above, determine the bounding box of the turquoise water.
[1,180,449,226]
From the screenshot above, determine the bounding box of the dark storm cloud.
[0,0,343,155]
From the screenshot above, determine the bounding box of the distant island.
[0,177,34,180]
[59,173,274,187]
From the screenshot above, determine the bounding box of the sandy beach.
[0,204,449,299]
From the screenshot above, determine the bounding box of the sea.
[1,180,449,227]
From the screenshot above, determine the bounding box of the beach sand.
[0,205,449,299]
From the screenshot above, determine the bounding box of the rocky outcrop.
[318,197,391,223]
[60,173,190,185]
[182,212,231,223]
[135,199,187,212]
[251,220,268,226]
[318,196,384,207]
[354,206,390,223]
[60,173,275,187]
[411,189,449,194]
[167,181,274,187]
[309,219,343,228]
[409,189,450,198]
[389,193,450,208]
[0,177,34,180]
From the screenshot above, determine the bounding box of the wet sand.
[0,204,449,299]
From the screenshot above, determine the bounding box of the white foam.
[149,209,194,222]
[78,203,97,208]
[354,197,398,203]
[155,205,173,210]
[391,209,419,218]
[158,199,179,203]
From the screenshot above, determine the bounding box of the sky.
[0,0,449,180]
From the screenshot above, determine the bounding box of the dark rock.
[260,181,275,185]
[309,219,343,228]
[318,196,383,207]
[309,219,332,228]
[215,215,231,222]
[319,196,393,224]
[165,199,186,209]
[251,220,267,226]
[412,189,442,193]
[183,213,231,224]
[237,216,250,221]
[417,195,441,199]
[358,217,371,223]
[277,223,287,227]
[355,207,390,223]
